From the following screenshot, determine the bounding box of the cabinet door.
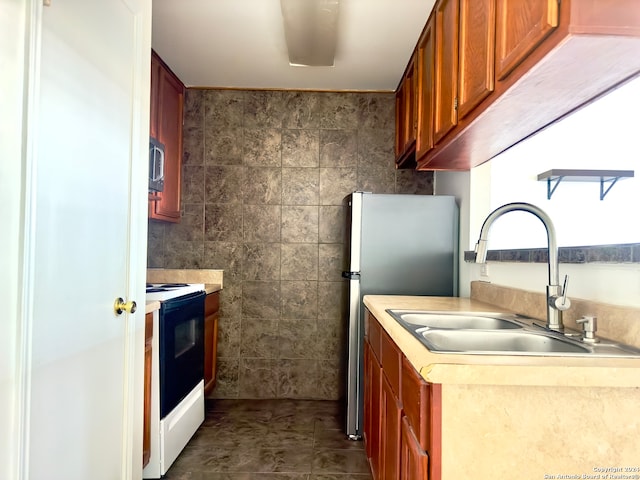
[458,0,495,119]
[395,56,417,165]
[495,0,559,80]
[400,416,429,480]
[149,53,184,222]
[403,57,417,153]
[143,312,153,467]
[401,356,430,452]
[415,15,435,160]
[433,0,460,144]
[395,87,404,159]
[204,292,220,396]
[364,341,372,454]
[364,340,382,479]
[380,374,402,480]
[149,55,160,140]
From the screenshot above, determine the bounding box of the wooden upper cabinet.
[457,0,496,119]
[495,0,558,80]
[433,0,459,144]
[149,56,160,140]
[403,57,417,153]
[415,15,435,160]
[395,88,404,159]
[395,54,418,166]
[149,51,184,223]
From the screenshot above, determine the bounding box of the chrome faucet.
[474,202,570,331]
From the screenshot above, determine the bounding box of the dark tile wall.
[463,243,640,264]
[147,89,434,400]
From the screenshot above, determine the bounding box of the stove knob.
[114,297,137,315]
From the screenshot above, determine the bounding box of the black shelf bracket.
[537,169,634,200]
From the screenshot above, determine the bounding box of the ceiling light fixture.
[280,0,340,67]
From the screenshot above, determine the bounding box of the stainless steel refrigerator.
[342,192,459,439]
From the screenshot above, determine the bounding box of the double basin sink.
[385,310,640,358]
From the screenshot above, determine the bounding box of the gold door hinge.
[43,0,51,5]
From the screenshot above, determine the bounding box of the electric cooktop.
[145,283,205,301]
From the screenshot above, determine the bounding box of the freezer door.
[359,193,458,296]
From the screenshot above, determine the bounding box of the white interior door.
[2,0,151,479]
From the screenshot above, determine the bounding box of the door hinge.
[43,0,51,5]
[453,97,458,110]
[342,271,360,280]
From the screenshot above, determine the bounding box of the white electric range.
[145,283,205,301]
[143,283,206,479]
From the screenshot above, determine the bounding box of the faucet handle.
[549,275,571,311]
[560,274,569,307]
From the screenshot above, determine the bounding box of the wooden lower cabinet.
[364,340,382,479]
[364,309,440,480]
[380,374,402,480]
[204,291,220,396]
[143,311,153,467]
[401,416,429,480]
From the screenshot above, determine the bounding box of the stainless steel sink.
[419,329,589,355]
[385,309,640,358]
[387,310,524,330]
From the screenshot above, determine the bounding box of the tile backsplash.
[471,281,640,349]
[147,89,435,399]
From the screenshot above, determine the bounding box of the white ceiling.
[151,0,436,92]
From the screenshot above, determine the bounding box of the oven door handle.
[162,291,206,312]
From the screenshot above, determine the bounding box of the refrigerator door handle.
[342,271,360,279]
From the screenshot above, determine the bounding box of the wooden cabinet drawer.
[366,310,382,363]
[205,291,219,315]
[381,328,402,397]
[401,356,430,452]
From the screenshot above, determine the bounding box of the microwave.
[149,137,165,192]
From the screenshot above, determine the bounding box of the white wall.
[435,170,472,297]
[435,76,640,308]
[0,1,28,478]
[484,76,640,249]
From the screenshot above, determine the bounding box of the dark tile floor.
[164,399,373,480]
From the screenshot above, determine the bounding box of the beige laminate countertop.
[363,295,640,388]
[145,300,160,314]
